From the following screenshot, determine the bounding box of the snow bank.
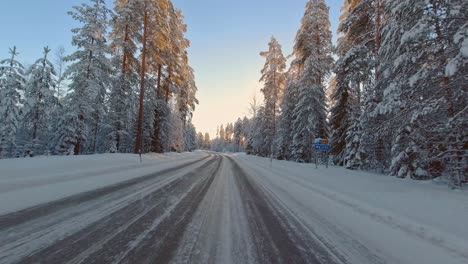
[231,153,468,264]
[0,152,207,214]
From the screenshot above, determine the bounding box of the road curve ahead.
[4,154,461,264]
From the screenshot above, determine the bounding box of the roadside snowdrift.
[0,152,207,214]
[231,153,468,264]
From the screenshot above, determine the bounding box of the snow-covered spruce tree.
[347,0,387,172]
[171,10,198,152]
[177,67,199,148]
[259,36,287,158]
[149,3,197,154]
[184,122,197,152]
[328,76,351,166]
[148,0,172,153]
[22,47,59,155]
[141,75,157,153]
[366,0,467,183]
[347,83,376,170]
[290,0,333,163]
[152,97,171,152]
[375,0,429,177]
[432,0,468,185]
[169,109,184,152]
[331,0,375,166]
[107,0,142,153]
[196,132,204,150]
[54,46,67,99]
[343,111,363,169]
[241,117,250,151]
[234,118,243,152]
[0,47,25,158]
[218,124,226,151]
[135,0,168,153]
[203,132,211,150]
[224,123,232,144]
[276,69,299,160]
[332,45,373,167]
[251,107,271,156]
[56,0,112,155]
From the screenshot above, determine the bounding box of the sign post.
[313,138,330,168]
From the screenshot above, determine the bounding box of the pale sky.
[173,0,342,137]
[0,0,342,138]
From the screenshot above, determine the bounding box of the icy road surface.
[0,153,467,264]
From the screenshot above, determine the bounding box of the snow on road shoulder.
[230,153,468,264]
[0,152,208,214]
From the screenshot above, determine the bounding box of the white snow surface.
[1,152,467,263]
[230,153,468,264]
[0,151,208,214]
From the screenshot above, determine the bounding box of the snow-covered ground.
[0,152,467,264]
[231,153,468,264]
[0,151,207,214]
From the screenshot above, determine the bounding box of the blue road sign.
[314,144,331,151]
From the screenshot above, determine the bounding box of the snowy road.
[0,153,467,264]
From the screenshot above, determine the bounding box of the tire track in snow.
[228,156,341,264]
[0,155,213,264]
[233,155,383,264]
[172,156,256,264]
[236,154,467,263]
[0,155,210,230]
[111,155,222,264]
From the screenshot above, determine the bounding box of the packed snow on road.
[0,152,467,264]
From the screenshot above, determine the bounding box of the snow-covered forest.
[0,0,198,158]
[209,0,467,187]
[0,0,467,187]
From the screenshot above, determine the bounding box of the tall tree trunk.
[165,72,171,103]
[92,115,99,153]
[74,113,84,155]
[32,108,39,141]
[74,37,95,156]
[374,0,382,83]
[116,122,121,152]
[431,0,461,187]
[116,21,131,152]
[374,0,385,172]
[122,24,130,75]
[156,64,162,98]
[135,10,149,154]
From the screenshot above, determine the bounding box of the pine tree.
[169,110,184,152]
[184,122,197,151]
[259,36,286,158]
[219,124,225,149]
[332,0,375,166]
[108,0,142,153]
[22,47,58,155]
[251,107,271,156]
[54,46,67,99]
[428,0,468,185]
[0,47,25,158]
[290,0,333,162]
[196,132,204,150]
[56,0,112,155]
[234,118,243,152]
[276,71,299,160]
[328,76,351,165]
[204,132,211,150]
[133,0,174,153]
[134,0,151,154]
